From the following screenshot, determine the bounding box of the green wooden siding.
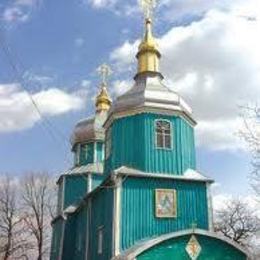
[62,214,77,260]
[121,177,208,251]
[50,218,63,260]
[64,175,88,209]
[96,141,104,162]
[106,113,196,176]
[92,174,105,190]
[74,207,88,260]
[137,235,247,260]
[88,188,114,260]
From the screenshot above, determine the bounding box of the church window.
[97,227,104,254]
[155,120,172,149]
[84,144,89,160]
[105,128,112,159]
[74,144,81,166]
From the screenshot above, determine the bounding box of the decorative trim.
[206,183,214,231]
[58,218,66,260]
[94,142,97,163]
[113,229,249,259]
[114,167,214,183]
[104,106,197,130]
[113,177,122,257]
[88,174,92,193]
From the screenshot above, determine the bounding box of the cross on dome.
[140,0,157,20]
[97,63,112,86]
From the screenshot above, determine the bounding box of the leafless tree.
[0,176,31,259]
[21,173,56,260]
[214,198,260,247]
[240,105,260,197]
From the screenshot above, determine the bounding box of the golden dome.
[136,18,161,74]
[95,83,112,113]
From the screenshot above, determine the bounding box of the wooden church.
[50,2,249,260]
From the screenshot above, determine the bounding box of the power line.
[0,25,72,166]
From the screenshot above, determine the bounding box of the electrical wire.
[0,24,72,166]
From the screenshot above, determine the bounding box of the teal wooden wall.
[92,174,105,190]
[105,113,196,176]
[73,207,88,260]
[120,177,208,251]
[63,175,88,209]
[62,214,77,260]
[96,141,104,162]
[88,188,114,260]
[50,218,63,260]
[137,235,247,260]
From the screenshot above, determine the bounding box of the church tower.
[50,2,249,260]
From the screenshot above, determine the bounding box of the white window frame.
[97,226,104,255]
[105,128,112,159]
[155,119,173,150]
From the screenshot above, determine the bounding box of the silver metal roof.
[71,111,108,146]
[108,72,195,125]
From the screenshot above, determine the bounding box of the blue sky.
[0,0,259,197]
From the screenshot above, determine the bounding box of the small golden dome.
[95,83,112,113]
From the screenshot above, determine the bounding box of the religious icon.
[155,189,177,218]
[185,235,202,260]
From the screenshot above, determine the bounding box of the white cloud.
[3,7,29,23]
[110,0,260,151]
[88,0,118,9]
[112,79,132,96]
[0,84,86,133]
[2,0,41,24]
[74,37,85,48]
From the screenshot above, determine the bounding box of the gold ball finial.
[95,64,112,113]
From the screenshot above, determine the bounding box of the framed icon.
[155,189,177,218]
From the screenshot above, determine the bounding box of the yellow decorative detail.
[95,83,112,113]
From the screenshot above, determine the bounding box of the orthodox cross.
[97,63,112,85]
[140,0,157,20]
[191,221,197,233]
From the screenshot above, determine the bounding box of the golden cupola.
[95,83,112,113]
[136,17,161,74]
[95,63,112,113]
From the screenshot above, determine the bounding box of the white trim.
[206,183,214,232]
[98,226,104,255]
[94,142,97,163]
[113,167,214,183]
[113,177,122,257]
[104,107,197,130]
[88,174,92,193]
[58,219,66,260]
[113,229,249,260]
[62,176,65,212]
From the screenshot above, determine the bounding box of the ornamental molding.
[112,229,249,260]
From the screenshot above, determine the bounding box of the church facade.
[50,11,249,260]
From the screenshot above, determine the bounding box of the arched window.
[155,120,172,149]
